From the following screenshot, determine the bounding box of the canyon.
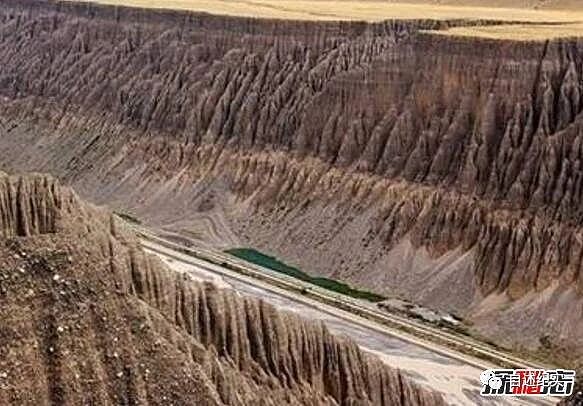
[0,171,444,405]
[0,0,582,371]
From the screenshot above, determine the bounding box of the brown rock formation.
[0,171,444,405]
[0,0,582,359]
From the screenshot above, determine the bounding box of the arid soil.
[0,0,583,363]
[393,0,580,9]
[0,172,444,405]
[79,0,583,40]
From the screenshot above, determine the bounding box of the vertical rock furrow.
[120,242,442,405]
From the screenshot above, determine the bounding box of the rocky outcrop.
[0,172,102,238]
[1,0,583,358]
[0,172,444,405]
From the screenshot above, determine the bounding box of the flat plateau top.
[75,1,583,40]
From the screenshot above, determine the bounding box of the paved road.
[143,240,555,406]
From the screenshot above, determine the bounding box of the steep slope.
[0,171,444,405]
[0,0,583,360]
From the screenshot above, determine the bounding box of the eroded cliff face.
[0,172,444,405]
[0,0,582,357]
